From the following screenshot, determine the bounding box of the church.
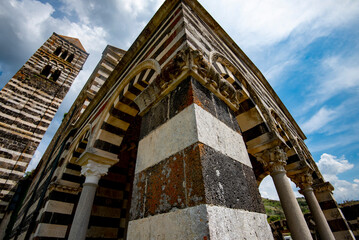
[0,0,355,239]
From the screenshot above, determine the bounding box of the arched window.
[54,46,62,56]
[60,50,68,59]
[67,54,74,63]
[41,65,52,77]
[51,70,61,81]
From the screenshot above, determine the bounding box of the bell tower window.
[60,50,68,59]
[51,70,61,81]
[67,54,74,63]
[54,47,62,56]
[41,65,52,77]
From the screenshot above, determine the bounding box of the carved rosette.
[81,160,111,184]
[255,146,288,175]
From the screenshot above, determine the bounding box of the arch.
[209,51,271,153]
[67,124,92,164]
[54,46,62,56]
[40,65,52,77]
[50,60,57,67]
[88,59,161,160]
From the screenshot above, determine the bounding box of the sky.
[0,0,358,202]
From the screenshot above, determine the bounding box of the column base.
[127,204,273,239]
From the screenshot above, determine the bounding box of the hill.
[262,197,310,223]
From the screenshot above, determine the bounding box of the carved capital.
[291,170,314,191]
[255,146,287,175]
[81,160,111,184]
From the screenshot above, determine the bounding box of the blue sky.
[0,0,358,202]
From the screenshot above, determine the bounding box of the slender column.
[257,147,313,240]
[302,186,335,239]
[313,182,355,240]
[68,160,110,240]
[292,172,335,240]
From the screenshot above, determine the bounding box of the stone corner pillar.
[293,172,335,240]
[256,146,313,240]
[128,75,273,239]
[68,160,111,240]
[313,182,355,240]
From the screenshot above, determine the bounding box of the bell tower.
[0,33,88,221]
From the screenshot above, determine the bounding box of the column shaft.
[68,182,98,240]
[302,187,335,240]
[271,171,313,240]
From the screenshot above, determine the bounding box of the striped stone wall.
[0,33,88,222]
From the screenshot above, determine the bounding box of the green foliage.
[262,197,309,223]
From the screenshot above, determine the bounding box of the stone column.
[128,77,273,239]
[68,160,110,240]
[313,182,355,240]
[257,147,313,240]
[294,172,335,240]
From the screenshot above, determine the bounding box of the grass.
[262,197,310,223]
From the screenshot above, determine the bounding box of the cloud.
[301,107,337,134]
[317,153,354,175]
[259,175,301,201]
[201,0,359,51]
[316,153,358,202]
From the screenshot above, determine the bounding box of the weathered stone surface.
[207,205,273,240]
[128,204,272,240]
[128,205,210,240]
[137,103,251,174]
[130,143,205,220]
[201,145,265,213]
[131,142,263,220]
[140,78,241,139]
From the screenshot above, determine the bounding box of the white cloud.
[200,0,359,51]
[317,153,354,175]
[259,175,301,200]
[301,107,337,134]
[316,153,358,202]
[301,55,359,112]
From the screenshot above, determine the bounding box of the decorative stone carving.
[291,170,314,191]
[49,181,82,194]
[255,146,288,175]
[155,46,244,107]
[191,49,244,104]
[158,48,188,89]
[81,160,111,184]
